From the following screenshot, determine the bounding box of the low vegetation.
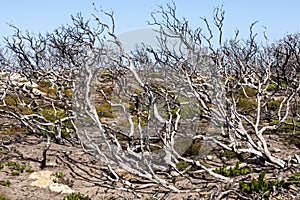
[63,193,90,200]
[0,2,299,199]
[213,162,253,177]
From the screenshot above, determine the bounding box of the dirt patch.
[0,134,201,199]
[0,133,299,199]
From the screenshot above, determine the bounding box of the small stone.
[30,178,53,188]
[29,170,53,179]
[49,183,75,194]
[206,155,213,160]
[47,161,59,167]
[114,169,128,177]
[273,148,281,153]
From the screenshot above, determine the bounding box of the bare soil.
[0,132,299,200]
[0,134,200,200]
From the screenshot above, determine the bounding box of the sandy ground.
[0,133,299,200]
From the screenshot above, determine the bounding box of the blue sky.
[0,1,299,46]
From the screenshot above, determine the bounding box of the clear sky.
[0,0,299,46]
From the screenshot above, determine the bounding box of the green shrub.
[288,173,300,187]
[55,171,64,178]
[0,181,11,187]
[94,103,114,118]
[62,88,73,97]
[221,150,238,158]
[2,95,35,115]
[5,161,33,175]
[11,172,20,176]
[239,172,285,195]
[265,83,277,91]
[6,162,26,173]
[0,193,10,200]
[270,119,300,133]
[169,106,181,120]
[37,80,57,94]
[267,99,282,110]
[40,107,67,122]
[25,168,34,173]
[214,162,253,177]
[236,98,257,114]
[63,192,89,200]
[235,86,257,98]
[176,160,190,171]
[132,115,148,127]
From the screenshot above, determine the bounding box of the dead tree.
[0,2,299,198]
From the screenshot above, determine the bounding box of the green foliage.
[2,95,34,115]
[0,181,11,187]
[40,107,67,122]
[25,168,34,173]
[63,192,89,200]
[101,87,113,95]
[239,172,285,195]
[270,119,300,133]
[37,80,57,95]
[221,150,238,158]
[6,161,26,173]
[0,193,10,200]
[168,106,181,120]
[132,115,148,127]
[244,86,257,97]
[3,95,18,106]
[11,172,20,176]
[236,98,257,114]
[5,161,33,176]
[236,86,257,98]
[94,103,114,118]
[100,69,112,79]
[265,83,277,91]
[267,99,282,110]
[214,162,253,177]
[61,88,73,98]
[144,198,153,200]
[288,173,300,187]
[38,80,52,88]
[176,160,190,171]
[55,171,64,178]
[38,106,74,138]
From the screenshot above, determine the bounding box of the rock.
[46,161,59,167]
[29,170,54,180]
[30,178,53,188]
[29,170,74,194]
[114,168,129,177]
[49,183,75,194]
[29,170,57,188]
[273,148,281,153]
[206,155,213,160]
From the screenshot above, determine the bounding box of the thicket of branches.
[0,3,299,199]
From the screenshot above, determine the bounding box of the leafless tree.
[0,2,299,199]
